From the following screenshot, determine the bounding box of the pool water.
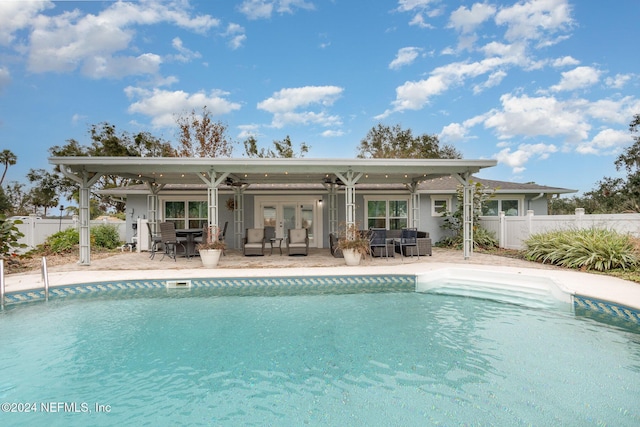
[0,290,639,426]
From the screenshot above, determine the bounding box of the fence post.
[575,208,585,229]
[499,211,506,248]
[527,210,534,237]
[28,214,37,248]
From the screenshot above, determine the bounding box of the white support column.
[462,183,473,259]
[57,167,101,266]
[335,170,363,238]
[453,173,474,260]
[78,184,91,265]
[328,184,338,234]
[145,182,164,236]
[198,169,229,230]
[408,183,420,229]
[234,187,245,248]
[207,186,218,228]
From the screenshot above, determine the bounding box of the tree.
[175,106,235,158]
[50,122,175,212]
[243,135,310,158]
[439,181,497,249]
[0,186,10,214]
[356,124,462,159]
[3,181,28,215]
[0,149,17,186]
[582,114,640,213]
[26,169,61,216]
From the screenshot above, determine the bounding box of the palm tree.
[0,149,17,186]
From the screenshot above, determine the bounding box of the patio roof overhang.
[48,157,497,186]
[49,156,497,265]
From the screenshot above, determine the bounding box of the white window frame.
[431,196,451,217]
[481,196,524,216]
[363,196,410,230]
[159,196,208,227]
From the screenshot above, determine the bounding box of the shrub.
[0,214,27,258]
[91,224,122,250]
[523,227,639,271]
[43,228,80,254]
[437,225,498,250]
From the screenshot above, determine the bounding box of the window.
[365,198,408,230]
[163,200,207,228]
[481,199,521,216]
[431,197,451,216]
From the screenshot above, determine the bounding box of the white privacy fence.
[12,215,127,251]
[479,209,640,250]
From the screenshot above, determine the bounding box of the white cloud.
[239,0,314,20]
[237,124,261,139]
[605,73,634,89]
[552,55,580,67]
[483,94,591,142]
[321,129,344,137]
[550,66,601,92]
[223,23,246,50]
[71,113,86,125]
[439,122,469,142]
[585,96,640,125]
[473,70,507,94]
[257,86,343,128]
[82,53,163,79]
[575,129,632,155]
[378,55,521,118]
[495,0,574,44]
[125,87,241,128]
[170,37,202,63]
[0,66,10,91]
[24,1,218,78]
[0,0,52,46]
[397,0,441,28]
[389,47,422,70]
[495,143,558,173]
[448,3,496,34]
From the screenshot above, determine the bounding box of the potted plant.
[336,222,370,266]
[197,225,226,268]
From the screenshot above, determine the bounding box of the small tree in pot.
[197,225,226,268]
[337,222,370,265]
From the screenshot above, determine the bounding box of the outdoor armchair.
[243,228,266,256]
[287,228,309,256]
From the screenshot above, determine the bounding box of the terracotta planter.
[200,249,222,268]
[342,248,362,266]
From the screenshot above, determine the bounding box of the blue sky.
[1,0,638,196]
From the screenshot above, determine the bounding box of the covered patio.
[48,157,497,265]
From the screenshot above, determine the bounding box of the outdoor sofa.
[330,229,432,258]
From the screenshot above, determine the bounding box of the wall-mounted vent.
[166,280,192,289]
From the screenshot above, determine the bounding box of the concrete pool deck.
[4,247,640,311]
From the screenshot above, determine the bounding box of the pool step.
[416,268,574,309]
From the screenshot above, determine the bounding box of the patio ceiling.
[49,157,497,186]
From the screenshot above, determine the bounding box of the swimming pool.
[0,281,639,426]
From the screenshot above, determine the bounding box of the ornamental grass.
[523,227,640,272]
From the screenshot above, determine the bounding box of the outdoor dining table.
[176,228,203,258]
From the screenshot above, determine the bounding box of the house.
[49,156,575,264]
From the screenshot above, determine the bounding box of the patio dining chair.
[159,222,187,261]
[146,221,163,260]
[369,228,389,259]
[396,227,419,259]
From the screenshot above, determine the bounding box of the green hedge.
[523,227,639,271]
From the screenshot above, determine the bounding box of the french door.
[256,197,321,247]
